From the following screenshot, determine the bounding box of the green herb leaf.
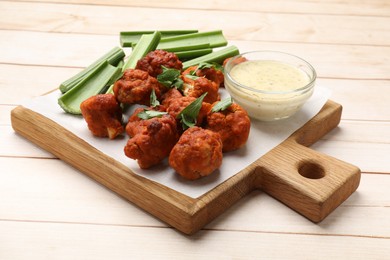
[211,97,233,113]
[157,66,183,90]
[185,74,200,80]
[150,88,160,107]
[177,92,207,130]
[188,62,218,79]
[172,77,184,90]
[210,62,224,72]
[180,114,196,129]
[137,110,167,120]
[196,62,214,70]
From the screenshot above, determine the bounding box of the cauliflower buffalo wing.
[80,94,124,139]
[136,50,183,77]
[182,65,224,88]
[113,69,166,106]
[206,102,251,152]
[181,76,220,104]
[124,113,179,169]
[166,96,211,129]
[161,88,183,107]
[169,126,223,180]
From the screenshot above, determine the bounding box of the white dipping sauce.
[229,60,310,92]
[225,59,315,121]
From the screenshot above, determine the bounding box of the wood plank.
[0,157,163,227]
[1,220,389,259]
[312,120,390,173]
[8,0,390,16]
[0,156,388,236]
[0,105,14,125]
[0,30,389,80]
[1,1,390,45]
[0,30,118,68]
[0,125,54,158]
[0,64,80,105]
[312,141,390,174]
[319,78,390,121]
[208,185,390,237]
[320,120,390,144]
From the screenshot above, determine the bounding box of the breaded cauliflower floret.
[181,76,220,104]
[124,114,179,169]
[169,126,223,180]
[206,102,250,152]
[113,69,166,106]
[136,50,182,77]
[166,96,211,130]
[80,94,124,139]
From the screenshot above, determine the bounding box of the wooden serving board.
[11,100,360,235]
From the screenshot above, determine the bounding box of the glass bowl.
[224,51,317,121]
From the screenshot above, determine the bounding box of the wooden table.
[1,0,389,258]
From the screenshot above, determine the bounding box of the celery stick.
[122,31,161,71]
[105,84,115,95]
[98,60,124,94]
[58,61,121,114]
[59,47,125,93]
[162,43,210,52]
[175,48,213,60]
[157,30,227,51]
[120,30,198,47]
[107,60,124,86]
[182,45,240,69]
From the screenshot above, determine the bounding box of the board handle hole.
[298,160,325,179]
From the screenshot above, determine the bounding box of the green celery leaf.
[188,62,219,78]
[196,62,214,70]
[177,92,207,130]
[185,74,200,80]
[172,77,184,90]
[211,97,233,112]
[150,88,160,107]
[157,66,183,89]
[137,110,167,120]
[181,114,196,129]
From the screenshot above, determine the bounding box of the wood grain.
[2,1,390,45]
[1,30,389,80]
[10,100,360,234]
[1,220,389,259]
[1,0,389,257]
[8,0,390,16]
[1,157,388,236]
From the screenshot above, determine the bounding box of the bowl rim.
[224,50,317,95]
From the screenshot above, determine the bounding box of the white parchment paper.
[22,86,331,198]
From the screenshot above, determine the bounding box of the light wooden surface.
[1,0,389,258]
